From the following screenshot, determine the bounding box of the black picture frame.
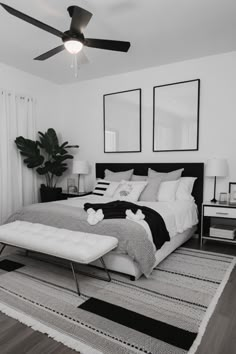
[103,88,142,153]
[153,79,200,152]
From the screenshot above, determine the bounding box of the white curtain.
[0,90,37,224]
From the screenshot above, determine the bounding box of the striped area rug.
[0,247,235,354]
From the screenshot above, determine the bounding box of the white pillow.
[105,181,121,197]
[113,180,148,202]
[104,169,134,181]
[93,180,120,197]
[148,168,184,181]
[176,177,197,201]
[157,180,180,202]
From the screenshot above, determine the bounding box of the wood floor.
[0,239,235,354]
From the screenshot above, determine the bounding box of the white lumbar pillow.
[157,180,180,202]
[113,180,148,202]
[176,177,197,201]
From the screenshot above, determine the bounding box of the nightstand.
[201,202,236,247]
[61,191,92,199]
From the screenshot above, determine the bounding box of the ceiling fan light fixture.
[64,39,83,54]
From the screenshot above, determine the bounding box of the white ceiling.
[0,0,235,84]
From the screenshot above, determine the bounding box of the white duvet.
[57,195,198,240]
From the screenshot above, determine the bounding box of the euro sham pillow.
[113,180,148,202]
[176,177,197,201]
[157,180,180,202]
[148,168,184,181]
[93,180,120,197]
[139,176,163,201]
[131,174,147,181]
[104,169,134,182]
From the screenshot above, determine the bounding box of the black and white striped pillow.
[92,180,112,196]
[92,180,120,197]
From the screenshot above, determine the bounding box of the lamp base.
[211,176,217,204]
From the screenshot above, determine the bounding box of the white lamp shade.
[72,160,89,175]
[205,158,228,177]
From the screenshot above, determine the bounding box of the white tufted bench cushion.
[0,221,118,264]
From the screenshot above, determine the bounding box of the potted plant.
[15,128,79,202]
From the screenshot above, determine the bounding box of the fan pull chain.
[74,55,78,78]
[70,55,79,78]
[70,55,74,69]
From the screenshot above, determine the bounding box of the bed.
[92,162,204,279]
[8,162,204,280]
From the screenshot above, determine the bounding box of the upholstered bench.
[0,221,118,296]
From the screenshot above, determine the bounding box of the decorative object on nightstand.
[229,182,236,205]
[205,158,228,203]
[67,178,76,193]
[72,160,89,193]
[219,192,228,204]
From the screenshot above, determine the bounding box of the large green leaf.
[36,165,49,175]
[53,154,73,162]
[38,128,59,156]
[58,142,79,155]
[15,137,44,168]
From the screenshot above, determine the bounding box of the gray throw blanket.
[7,202,156,277]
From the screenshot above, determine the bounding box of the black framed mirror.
[153,79,200,152]
[103,88,141,153]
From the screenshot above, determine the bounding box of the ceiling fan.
[0,3,131,61]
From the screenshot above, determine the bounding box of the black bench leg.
[0,244,6,256]
[70,262,81,296]
[100,257,111,282]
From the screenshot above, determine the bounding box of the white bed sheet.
[57,195,198,240]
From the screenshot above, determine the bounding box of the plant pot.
[40,185,63,203]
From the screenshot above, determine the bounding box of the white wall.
[57,51,236,200]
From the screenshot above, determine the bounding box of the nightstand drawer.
[204,206,236,219]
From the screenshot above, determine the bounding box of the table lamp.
[72,160,89,193]
[205,158,228,203]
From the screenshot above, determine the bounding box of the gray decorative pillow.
[131,174,147,181]
[104,169,134,182]
[148,168,184,181]
[139,176,163,201]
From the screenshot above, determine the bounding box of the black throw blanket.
[84,200,170,250]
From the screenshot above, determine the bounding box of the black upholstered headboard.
[96,162,204,230]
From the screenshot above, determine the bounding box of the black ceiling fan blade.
[84,38,130,52]
[0,3,64,38]
[68,6,93,33]
[34,45,65,61]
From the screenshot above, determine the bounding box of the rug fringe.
[188,256,236,354]
[0,302,102,354]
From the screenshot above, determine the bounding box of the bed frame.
[96,162,204,230]
[94,162,204,279]
[95,162,204,280]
